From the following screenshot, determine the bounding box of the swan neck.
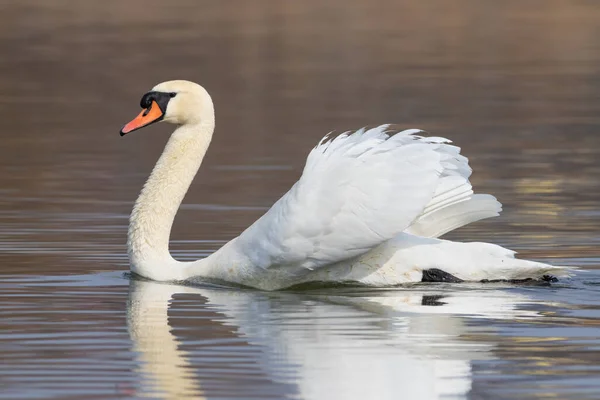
[128,120,214,280]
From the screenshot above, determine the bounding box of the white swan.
[120,80,569,290]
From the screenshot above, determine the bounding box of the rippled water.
[1,1,600,399]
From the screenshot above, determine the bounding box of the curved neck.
[128,119,214,280]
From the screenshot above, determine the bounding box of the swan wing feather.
[233,125,472,275]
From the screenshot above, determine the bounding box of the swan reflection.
[127,280,542,400]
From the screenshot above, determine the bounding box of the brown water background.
[1,1,600,399]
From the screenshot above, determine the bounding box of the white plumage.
[237,126,454,271]
[121,80,570,290]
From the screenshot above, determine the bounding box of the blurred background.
[1,0,599,274]
[1,1,600,399]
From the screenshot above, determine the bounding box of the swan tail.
[449,255,574,282]
[406,194,502,238]
[376,234,574,283]
[417,238,573,281]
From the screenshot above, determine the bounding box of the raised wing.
[232,125,473,276]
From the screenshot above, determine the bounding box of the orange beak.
[120,100,164,136]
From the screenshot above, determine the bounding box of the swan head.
[120,80,214,136]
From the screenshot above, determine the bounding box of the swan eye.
[169,92,177,98]
[140,94,153,109]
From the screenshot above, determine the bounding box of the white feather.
[233,126,449,273]
[407,194,502,238]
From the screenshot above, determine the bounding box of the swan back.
[225,126,468,276]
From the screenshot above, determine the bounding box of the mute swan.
[120,80,568,290]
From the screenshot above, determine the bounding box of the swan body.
[121,80,568,290]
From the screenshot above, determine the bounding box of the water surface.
[1,1,600,399]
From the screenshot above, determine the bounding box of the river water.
[1,1,600,399]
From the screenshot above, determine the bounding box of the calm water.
[1,1,600,399]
